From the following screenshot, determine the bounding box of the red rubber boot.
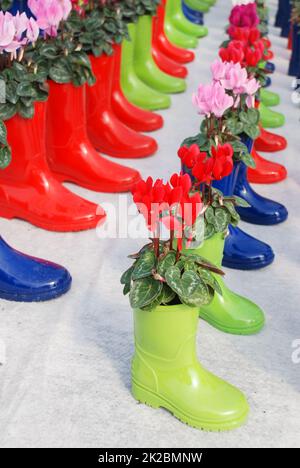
[0,102,105,232]
[152,14,188,78]
[155,1,195,64]
[111,45,163,133]
[254,126,287,153]
[86,54,158,159]
[46,81,141,193]
[247,148,288,184]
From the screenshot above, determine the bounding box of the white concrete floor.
[0,0,299,448]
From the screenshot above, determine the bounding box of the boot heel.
[0,206,15,220]
[132,381,162,409]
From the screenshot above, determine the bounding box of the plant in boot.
[0,9,45,165]
[0,6,106,231]
[177,142,265,335]
[124,181,250,431]
[64,0,159,158]
[27,0,95,86]
[181,62,259,168]
[122,174,225,312]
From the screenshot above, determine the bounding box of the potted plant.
[221,15,288,183]
[64,0,158,159]
[182,62,274,270]
[26,0,142,192]
[0,8,107,231]
[178,137,265,334]
[121,173,249,431]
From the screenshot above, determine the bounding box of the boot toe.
[223,227,275,270]
[0,238,72,302]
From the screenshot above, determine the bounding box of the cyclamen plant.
[65,0,129,57]
[182,60,260,168]
[221,4,268,87]
[178,143,250,240]
[0,9,43,167]
[121,175,224,312]
[27,0,95,86]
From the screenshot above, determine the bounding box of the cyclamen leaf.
[165,267,201,298]
[129,277,162,309]
[181,280,211,307]
[157,252,176,276]
[0,145,11,169]
[0,121,7,145]
[132,250,156,280]
[234,196,251,208]
[213,208,229,232]
[120,265,134,285]
[198,268,222,296]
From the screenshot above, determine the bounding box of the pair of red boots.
[248,37,288,184]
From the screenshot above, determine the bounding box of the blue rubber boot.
[264,62,276,74]
[234,163,288,226]
[289,25,300,77]
[213,164,275,270]
[275,0,285,28]
[0,237,72,302]
[182,2,204,25]
[280,0,291,38]
[8,0,31,15]
[263,76,272,88]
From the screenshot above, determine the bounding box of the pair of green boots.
[121,0,209,111]
[132,233,264,431]
[164,0,209,49]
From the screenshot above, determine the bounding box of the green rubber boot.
[165,2,199,48]
[260,102,285,128]
[184,0,210,13]
[260,88,280,107]
[132,305,249,431]
[121,24,171,111]
[167,0,209,38]
[184,233,265,335]
[134,16,186,94]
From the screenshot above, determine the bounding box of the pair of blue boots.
[213,138,288,270]
[183,3,288,271]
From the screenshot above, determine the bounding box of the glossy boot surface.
[47,81,141,193]
[0,237,72,302]
[223,225,275,270]
[254,126,287,153]
[87,54,158,158]
[0,102,105,232]
[165,0,199,48]
[260,88,280,107]
[213,164,275,270]
[166,0,208,38]
[182,3,205,25]
[289,25,300,77]
[260,102,285,128]
[235,162,288,225]
[248,148,287,184]
[121,24,171,111]
[152,16,188,78]
[132,305,249,431]
[155,2,195,63]
[185,234,265,335]
[184,0,209,12]
[134,16,186,94]
[112,44,164,132]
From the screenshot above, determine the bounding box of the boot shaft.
[133,305,198,368]
[2,102,48,182]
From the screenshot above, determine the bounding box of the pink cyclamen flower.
[28,0,72,37]
[193,81,234,118]
[0,11,39,55]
